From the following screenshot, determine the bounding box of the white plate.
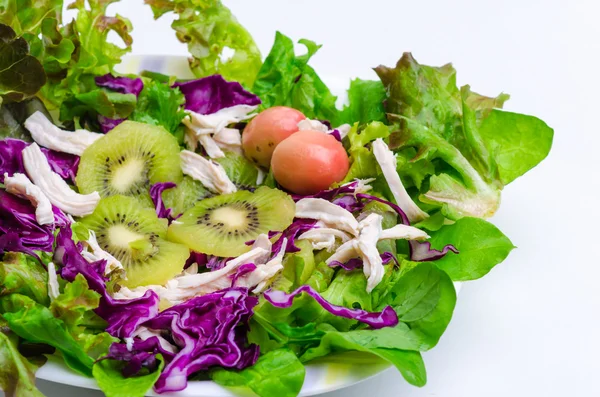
[36,55,461,396]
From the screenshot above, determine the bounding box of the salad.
[0,1,553,397]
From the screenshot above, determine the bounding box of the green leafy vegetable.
[131,80,186,136]
[478,110,554,185]
[340,79,387,125]
[300,327,426,386]
[145,0,262,87]
[427,217,515,281]
[211,349,305,397]
[0,24,46,103]
[1,294,95,376]
[60,89,136,121]
[0,318,45,397]
[0,0,62,36]
[253,32,339,123]
[0,252,49,306]
[375,53,553,219]
[50,274,116,359]
[93,355,164,397]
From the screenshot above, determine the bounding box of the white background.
[9,0,600,396]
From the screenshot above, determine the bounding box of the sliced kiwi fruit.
[80,195,189,288]
[76,121,183,203]
[162,176,212,218]
[215,152,260,190]
[167,186,295,257]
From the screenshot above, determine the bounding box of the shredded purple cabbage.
[329,129,342,142]
[173,75,261,115]
[95,74,144,96]
[0,139,79,184]
[263,285,398,329]
[355,193,410,225]
[206,256,232,271]
[230,263,257,286]
[0,190,63,256]
[98,116,125,133]
[56,228,160,338]
[149,182,177,221]
[106,288,259,393]
[329,252,400,271]
[409,240,459,262]
[104,337,169,377]
[291,181,361,202]
[185,251,208,269]
[271,219,317,254]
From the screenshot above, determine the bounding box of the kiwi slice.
[162,176,212,218]
[80,195,189,288]
[216,152,260,190]
[76,121,183,202]
[167,186,295,257]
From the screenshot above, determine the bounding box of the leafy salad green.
[0,1,552,397]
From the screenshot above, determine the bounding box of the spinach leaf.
[428,217,515,281]
[93,356,164,397]
[211,349,305,397]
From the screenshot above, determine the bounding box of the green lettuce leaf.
[93,355,164,397]
[1,294,95,377]
[300,327,426,387]
[131,80,186,137]
[28,0,133,109]
[50,274,116,359]
[211,349,305,397]
[0,24,46,103]
[60,89,136,121]
[427,217,515,281]
[339,79,387,125]
[376,53,553,219]
[478,109,554,185]
[0,252,49,306]
[253,32,339,123]
[145,0,262,87]
[0,0,62,36]
[0,318,45,397]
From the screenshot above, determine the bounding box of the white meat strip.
[372,138,429,222]
[22,143,100,217]
[379,224,430,241]
[356,214,385,293]
[47,262,60,300]
[336,124,352,139]
[198,134,225,158]
[250,238,288,293]
[180,150,237,194]
[24,111,103,156]
[298,227,352,252]
[295,198,359,235]
[3,172,54,225]
[325,239,359,265]
[298,119,329,133]
[81,230,124,276]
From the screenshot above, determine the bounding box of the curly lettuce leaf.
[211,349,305,397]
[50,274,116,360]
[0,0,62,36]
[253,32,339,123]
[130,80,186,136]
[376,53,552,219]
[339,79,387,125]
[426,217,515,281]
[93,355,164,397]
[27,0,133,109]
[0,252,49,306]
[0,24,46,103]
[60,89,136,121]
[0,318,45,397]
[145,0,261,88]
[1,294,95,377]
